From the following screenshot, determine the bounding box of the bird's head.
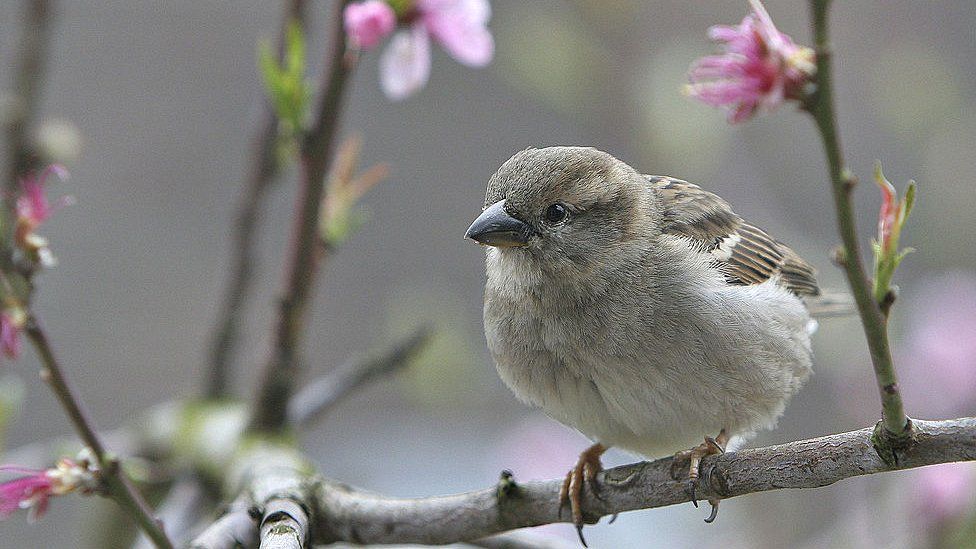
[465,147,657,274]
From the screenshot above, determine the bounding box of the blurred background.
[1,0,975,547]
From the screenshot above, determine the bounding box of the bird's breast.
[481,253,815,457]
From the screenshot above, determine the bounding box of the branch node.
[495,469,518,500]
[841,168,857,191]
[830,245,847,268]
[878,286,898,317]
[871,418,916,466]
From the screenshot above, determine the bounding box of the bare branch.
[190,418,974,546]
[205,0,311,398]
[133,476,207,549]
[309,418,975,545]
[189,497,260,549]
[24,316,174,548]
[259,498,308,549]
[249,0,357,434]
[805,0,908,447]
[3,0,56,216]
[288,326,432,425]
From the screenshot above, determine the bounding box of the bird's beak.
[464,200,532,248]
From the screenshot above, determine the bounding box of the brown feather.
[647,175,820,297]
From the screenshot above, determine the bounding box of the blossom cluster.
[344,0,494,100]
[0,165,70,360]
[686,0,815,122]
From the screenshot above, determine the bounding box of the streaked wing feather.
[647,175,820,297]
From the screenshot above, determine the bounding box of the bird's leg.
[671,429,728,522]
[558,442,607,546]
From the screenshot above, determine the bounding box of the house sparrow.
[466,146,820,542]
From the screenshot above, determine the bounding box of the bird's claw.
[558,443,607,547]
[684,480,698,508]
[672,429,729,519]
[704,499,720,523]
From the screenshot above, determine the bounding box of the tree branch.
[805,0,909,446]
[133,476,207,549]
[3,0,55,212]
[205,0,310,398]
[310,418,975,544]
[24,316,174,549]
[249,0,356,433]
[191,418,973,546]
[260,498,309,548]
[189,497,260,549]
[287,326,431,426]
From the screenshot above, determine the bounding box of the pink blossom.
[343,0,493,100]
[416,0,493,67]
[380,23,433,101]
[16,165,67,230]
[0,309,24,359]
[0,454,98,523]
[0,467,55,521]
[687,0,815,123]
[15,165,69,262]
[344,0,397,50]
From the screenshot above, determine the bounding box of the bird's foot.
[558,443,607,547]
[671,429,728,523]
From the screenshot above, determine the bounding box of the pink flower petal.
[344,0,397,50]
[420,0,494,67]
[40,164,69,185]
[380,26,432,101]
[0,470,52,519]
[0,313,21,359]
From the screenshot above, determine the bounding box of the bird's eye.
[544,203,568,224]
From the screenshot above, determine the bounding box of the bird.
[465,146,822,544]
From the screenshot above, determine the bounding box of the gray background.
[2,1,975,547]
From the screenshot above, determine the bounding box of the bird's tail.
[804,291,857,318]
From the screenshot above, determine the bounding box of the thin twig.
[249,0,356,433]
[3,0,55,187]
[805,0,909,443]
[3,0,56,250]
[287,326,431,425]
[24,317,174,549]
[205,0,311,398]
[133,476,208,549]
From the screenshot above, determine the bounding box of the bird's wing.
[647,175,820,297]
